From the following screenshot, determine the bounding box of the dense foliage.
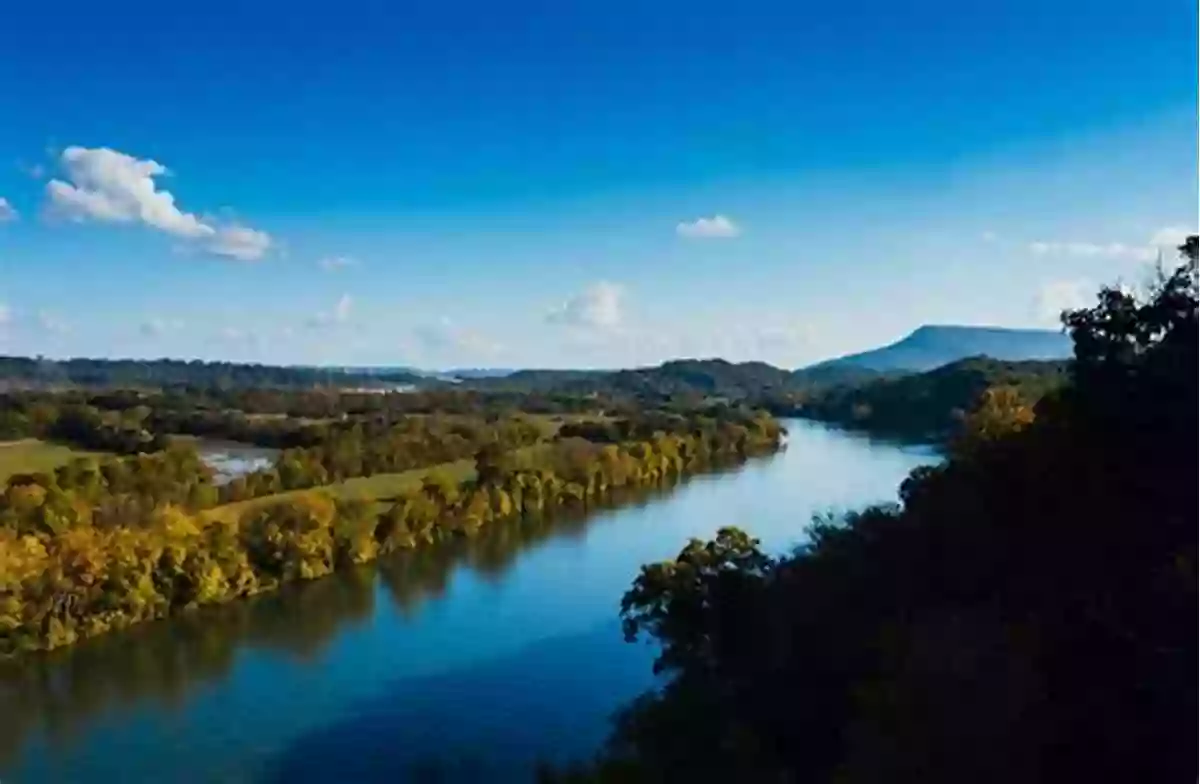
[549,239,1197,783]
[3,346,1066,459]
[1,385,616,456]
[0,397,168,454]
[0,410,783,655]
[797,356,1069,442]
[0,412,552,523]
[471,359,805,404]
[215,414,548,502]
[467,356,1070,446]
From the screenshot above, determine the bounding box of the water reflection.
[2,423,937,783]
[191,439,281,485]
[263,620,650,783]
[0,564,373,765]
[0,456,761,774]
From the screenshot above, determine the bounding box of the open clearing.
[0,439,106,483]
[202,459,477,522]
[201,442,554,523]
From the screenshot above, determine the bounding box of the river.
[0,420,936,783]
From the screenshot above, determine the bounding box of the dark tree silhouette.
[549,237,1198,784]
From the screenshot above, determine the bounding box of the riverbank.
[1,418,784,657]
[0,420,933,784]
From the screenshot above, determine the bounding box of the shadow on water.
[261,619,658,784]
[0,454,769,775]
[0,558,379,769]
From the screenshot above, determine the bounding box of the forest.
[545,237,1198,783]
[457,357,1074,446]
[0,391,784,654]
[0,356,427,390]
[2,339,1075,456]
[793,356,1070,442]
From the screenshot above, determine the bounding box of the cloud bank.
[546,281,624,329]
[45,146,273,260]
[1028,226,1197,263]
[676,215,740,239]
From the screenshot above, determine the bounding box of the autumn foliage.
[1,411,783,655]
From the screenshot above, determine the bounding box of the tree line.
[2,383,624,457]
[0,398,168,455]
[1,411,783,655]
[217,414,549,502]
[544,238,1197,783]
[0,356,424,390]
[0,413,554,533]
[793,356,1070,443]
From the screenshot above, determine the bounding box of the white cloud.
[44,146,272,260]
[1035,279,1094,325]
[1148,226,1196,250]
[676,214,741,239]
[1028,240,1156,262]
[1029,227,1198,264]
[46,147,212,237]
[307,293,353,328]
[981,230,998,242]
[0,197,16,222]
[318,256,357,271]
[36,311,70,335]
[207,225,272,261]
[546,281,624,329]
[140,317,185,337]
[414,317,503,358]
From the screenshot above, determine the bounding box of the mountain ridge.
[798,324,1073,375]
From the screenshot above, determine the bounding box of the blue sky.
[0,0,1195,369]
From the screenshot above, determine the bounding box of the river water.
[0,420,936,783]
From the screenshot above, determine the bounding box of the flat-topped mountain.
[798,325,1073,375]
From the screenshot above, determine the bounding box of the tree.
[949,384,1035,456]
[558,239,1198,784]
[474,441,510,486]
[621,527,770,676]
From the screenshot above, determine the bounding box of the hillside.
[800,325,1073,374]
[800,356,1070,441]
[462,326,1073,402]
[467,359,797,401]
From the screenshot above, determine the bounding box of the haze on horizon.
[0,0,1195,371]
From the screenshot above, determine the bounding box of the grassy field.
[399,412,608,439]
[201,441,556,523]
[203,459,477,523]
[0,439,105,483]
[528,412,609,436]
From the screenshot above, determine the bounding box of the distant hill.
[444,368,517,380]
[466,359,797,400]
[800,356,1070,441]
[0,357,428,390]
[606,359,796,399]
[799,325,1073,375]
[470,368,610,391]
